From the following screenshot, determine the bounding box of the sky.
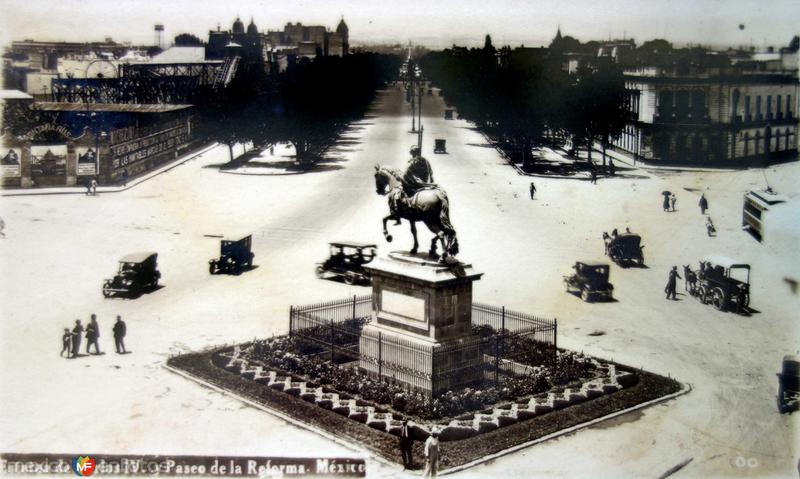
[0,0,798,51]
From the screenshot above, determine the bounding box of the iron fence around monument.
[289,295,557,391]
[289,294,373,361]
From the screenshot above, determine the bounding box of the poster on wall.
[76,147,98,176]
[30,144,67,176]
[0,147,21,177]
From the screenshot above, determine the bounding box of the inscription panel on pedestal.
[381,290,426,322]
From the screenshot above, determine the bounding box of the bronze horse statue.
[374,165,459,261]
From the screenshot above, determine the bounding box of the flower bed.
[244,336,597,421]
[167,347,682,470]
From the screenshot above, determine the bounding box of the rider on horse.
[403,145,435,197]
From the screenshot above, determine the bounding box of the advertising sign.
[76,147,99,176]
[1,147,22,177]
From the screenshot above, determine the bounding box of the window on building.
[745,95,751,121]
[788,95,793,116]
[731,89,740,119]
[775,130,782,151]
[755,131,761,154]
[767,96,772,118]
[692,90,706,117]
[676,90,690,119]
[744,132,749,157]
[756,96,762,118]
[787,128,792,150]
[659,90,673,118]
[777,95,782,114]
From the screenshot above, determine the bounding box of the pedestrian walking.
[662,191,671,212]
[113,315,127,354]
[84,178,92,196]
[71,320,83,358]
[608,159,616,176]
[670,194,677,212]
[590,168,597,184]
[665,266,682,300]
[0,216,5,238]
[699,194,708,214]
[90,177,98,196]
[399,419,414,469]
[423,430,440,478]
[60,328,72,357]
[121,169,129,187]
[603,232,611,254]
[529,181,536,200]
[85,314,101,354]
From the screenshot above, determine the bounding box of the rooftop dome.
[247,17,258,35]
[232,17,245,34]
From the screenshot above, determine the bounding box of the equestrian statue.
[374,145,459,262]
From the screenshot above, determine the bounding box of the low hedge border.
[167,349,682,471]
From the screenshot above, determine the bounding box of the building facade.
[1,101,194,188]
[616,62,798,165]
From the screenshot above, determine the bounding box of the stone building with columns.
[611,47,799,165]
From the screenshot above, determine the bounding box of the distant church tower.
[336,17,349,55]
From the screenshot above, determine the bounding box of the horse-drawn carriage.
[209,234,254,275]
[605,232,644,267]
[316,241,377,285]
[564,261,614,302]
[685,257,750,313]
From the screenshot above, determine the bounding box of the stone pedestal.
[359,252,484,396]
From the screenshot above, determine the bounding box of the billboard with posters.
[1,147,22,177]
[76,147,98,176]
[30,145,67,177]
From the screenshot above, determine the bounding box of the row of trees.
[194,53,401,165]
[419,37,627,168]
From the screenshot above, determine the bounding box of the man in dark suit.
[399,419,414,469]
[71,320,83,358]
[85,314,101,354]
[113,316,127,354]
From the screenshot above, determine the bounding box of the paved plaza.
[1,85,798,477]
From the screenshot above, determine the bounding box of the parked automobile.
[605,232,645,267]
[316,241,377,285]
[103,252,160,298]
[209,234,254,275]
[563,261,614,302]
[689,256,750,313]
[434,139,447,154]
[777,355,799,413]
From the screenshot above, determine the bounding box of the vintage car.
[434,139,447,154]
[605,232,645,267]
[777,355,800,413]
[444,109,455,120]
[209,234,254,275]
[564,261,614,302]
[690,256,750,313]
[103,252,161,298]
[316,241,377,285]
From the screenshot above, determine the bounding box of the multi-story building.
[208,17,349,61]
[611,45,799,165]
